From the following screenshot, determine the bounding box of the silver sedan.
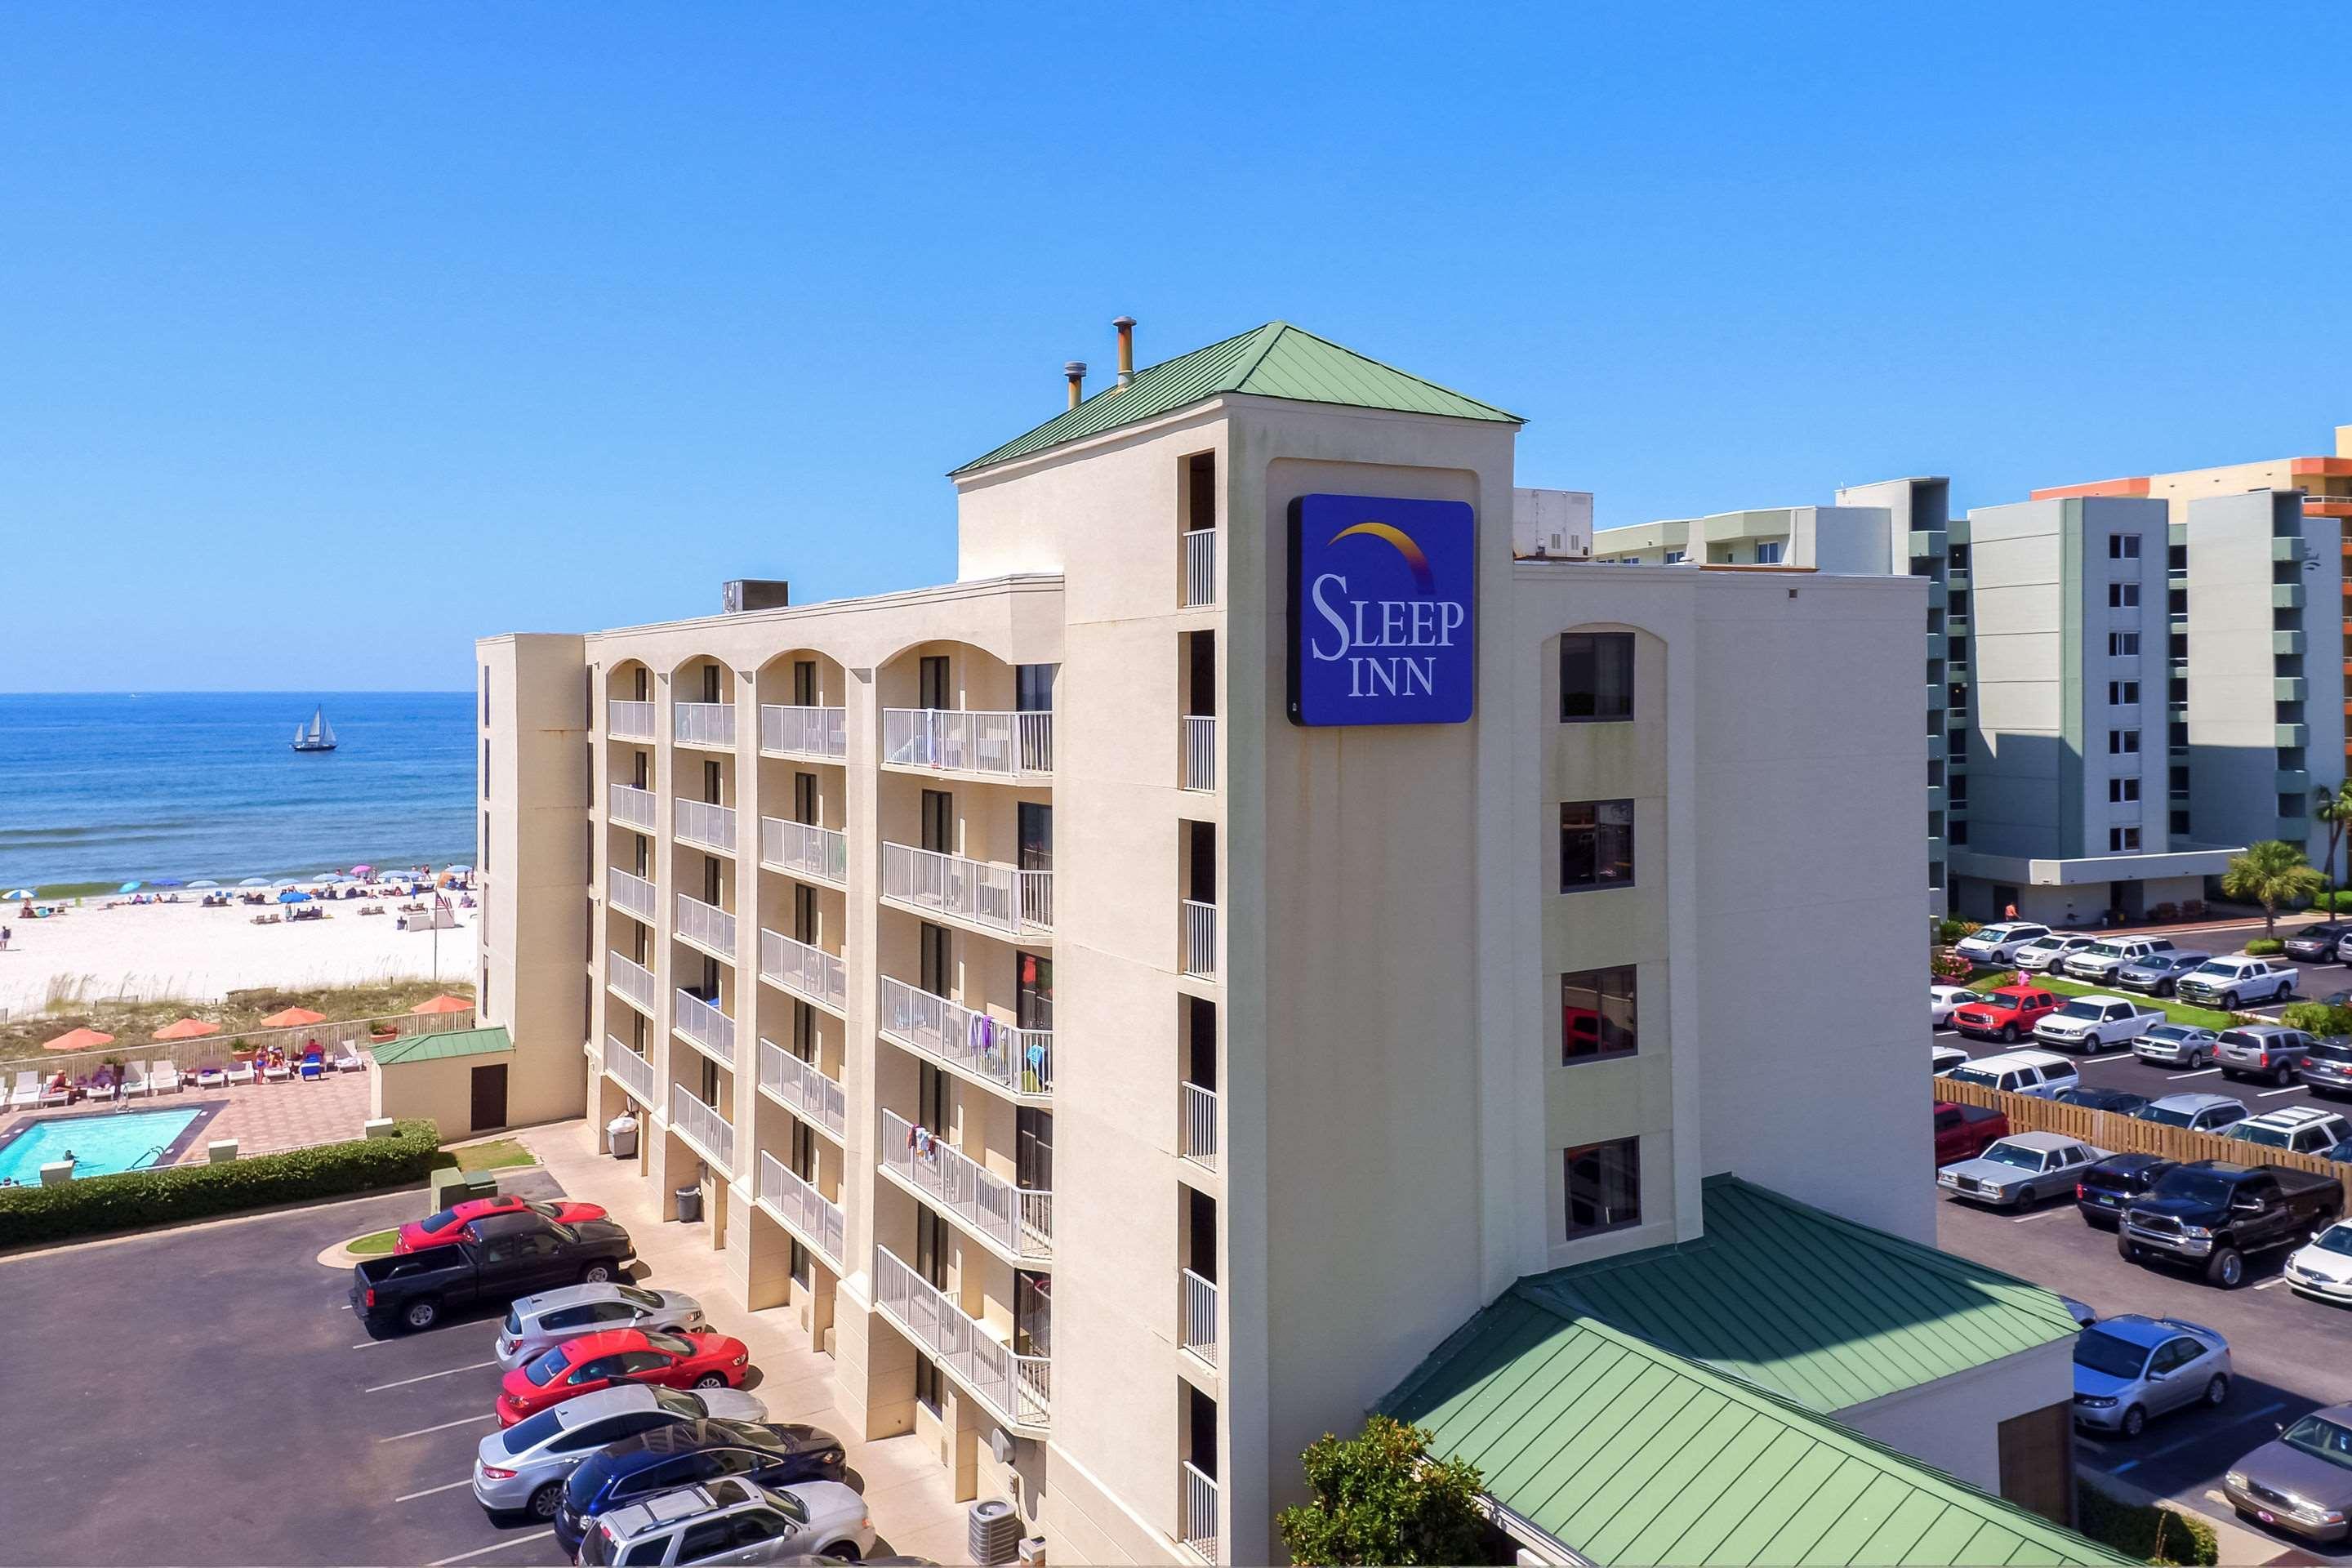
[495,1283,707,1370]
[470,1383,768,1519]
[2071,1314,2230,1439]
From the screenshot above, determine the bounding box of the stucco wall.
[1836,1339,2076,1496]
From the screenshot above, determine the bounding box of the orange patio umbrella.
[42,1026,116,1053]
[260,1005,327,1028]
[409,994,473,1016]
[152,1017,221,1041]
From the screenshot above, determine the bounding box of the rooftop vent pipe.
[1113,316,1136,389]
[1064,360,1087,410]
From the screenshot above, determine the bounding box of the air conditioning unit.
[1512,488,1594,559]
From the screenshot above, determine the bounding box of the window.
[1663,550,1686,564]
[2109,826,2142,852]
[913,1352,943,1416]
[2107,681,2139,705]
[1559,634,1634,722]
[1559,801,1635,893]
[1563,1138,1642,1240]
[2108,729,2140,755]
[2108,631,2140,657]
[2109,534,2141,559]
[1755,541,1784,564]
[2109,581,2140,608]
[2109,777,2140,803]
[1561,966,1637,1063]
[1016,663,1059,713]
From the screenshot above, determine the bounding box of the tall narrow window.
[793,659,817,706]
[918,655,951,710]
[919,922,951,997]
[1560,966,1638,1063]
[1754,541,1784,565]
[1560,633,1634,722]
[1559,801,1635,892]
[920,790,953,855]
[794,772,817,826]
[1016,664,1058,712]
[1564,1138,1642,1240]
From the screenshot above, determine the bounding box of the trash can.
[607,1112,639,1160]
[675,1184,702,1223]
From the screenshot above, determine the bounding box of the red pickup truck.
[1949,985,2060,1044]
[1935,1101,2011,1165]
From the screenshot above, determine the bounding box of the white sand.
[0,899,478,1015]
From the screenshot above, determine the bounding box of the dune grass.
[0,977,476,1060]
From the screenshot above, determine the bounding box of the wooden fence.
[1938,1076,2352,1185]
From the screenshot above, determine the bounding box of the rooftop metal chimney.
[1064,360,1087,410]
[1113,315,1136,389]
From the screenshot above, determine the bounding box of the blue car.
[553,1420,848,1557]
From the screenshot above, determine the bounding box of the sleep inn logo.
[1287,493,1477,726]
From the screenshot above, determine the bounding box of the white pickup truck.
[2032,994,2167,1054]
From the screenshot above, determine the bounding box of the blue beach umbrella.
[273,877,301,888]
[443,864,473,873]
[238,877,270,888]
[151,878,186,888]
[6,889,33,899]
[189,880,220,889]
[119,881,142,893]
[278,889,312,904]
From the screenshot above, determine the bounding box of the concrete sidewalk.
[517,1117,972,1565]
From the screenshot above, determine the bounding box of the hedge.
[2075,1481,2218,1565]
[2246,938,2286,956]
[0,1120,439,1246]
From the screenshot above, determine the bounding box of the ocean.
[1,692,475,893]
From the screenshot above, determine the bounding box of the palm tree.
[2221,840,2328,939]
[2316,781,2352,904]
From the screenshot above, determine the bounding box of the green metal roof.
[1526,1175,2083,1413]
[1383,1298,2128,1566]
[369,1024,513,1067]
[948,322,1522,476]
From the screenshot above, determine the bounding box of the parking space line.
[2168,1068,2222,1080]
[2109,1459,2140,1474]
[2011,1210,2069,1223]
[379,1414,496,1443]
[429,1529,554,1566]
[2255,1277,2291,1290]
[396,1478,477,1503]
[365,1358,499,1394]
[2259,1085,2308,1098]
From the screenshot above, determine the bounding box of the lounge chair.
[195,1061,227,1089]
[38,1077,72,1107]
[8,1071,38,1109]
[298,1054,325,1081]
[149,1060,183,1094]
[120,1062,149,1097]
[262,1054,291,1083]
[225,1056,257,1086]
[332,1042,364,1073]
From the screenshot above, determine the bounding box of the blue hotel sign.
[1287,493,1477,727]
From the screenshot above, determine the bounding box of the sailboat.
[292,705,339,753]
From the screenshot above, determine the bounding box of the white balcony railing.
[673,891,737,959]
[874,1247,1051,1429]
[758,928,847,1013]
[757,1150,845,1265]
[608,867,657,921]
[1180,1463,1220,1561]
[878,1107,1053,1259]
[607,699,656,741]
[878,975,1053,1096]
[759,704,848,760]
[1183,898,1218,979]
[760,817,849,885]
[882,708,1054,778]
[759,1038,847,1139]
[881,842,1053,936]
[609,783,658,831]
[673,701,737,749]
[1181,1081,1218,1171]
[669,1080,736,1175]
[608,951,657,1013]
[1183,528,1217,608]
[604,1036,657,1106]
[675,797,737,853]
[1181,1268,1218,1365]
[672,988,737,1067]
[1182,715,1217,792]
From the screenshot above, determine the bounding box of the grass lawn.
[1965,967,2239,1030]
[348,1228,399,1255]
[430,1138,533,1174]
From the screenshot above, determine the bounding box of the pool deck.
[0,1067,371,1170]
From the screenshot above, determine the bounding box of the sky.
[6,2,2349,692]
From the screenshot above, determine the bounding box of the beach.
[0,898,478,1018]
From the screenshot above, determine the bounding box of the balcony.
[2279,723,2311,748]
[2277,630,2308,656]
[758,928,847,1014]
[609,783,658,832]
[760,817,849,886]
[1182,715,1218,793]
[1182,899,1218,980]
[2280,769,2314,797]
[1180,1267,1218,1366]
[881,843,1053,938]
[758,1038,847,1141]
[1180,1463,1220,1563]
[669,1081,736,1175]
[608,951,657,1015]
[607,699,656,742]
[1926,683,1947,712]
[1181,1082,1219,1172]
[2278,676,2310,703]
[604,1036,657,1106]
[881,709,1054,779]
[759,704,848,760]
[1184,528,1217,608]
[674,892,737,961]
[878,975,1053,1098]
[873,1247,1050,1432]
[675,797,737,854]
[878,1107,1052,1262]
[756,1150,845,1266]
[673,702,737,750]
[608,867,657,922]
[2276,583,2308,612]
[672,988,737,1068]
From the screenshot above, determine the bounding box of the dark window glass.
[1561,966,1638,1063]
[1560,634,1634,721]
[914,1351,943,1415]
[1560,800,1635,893]
[1564,1137,1642,1240]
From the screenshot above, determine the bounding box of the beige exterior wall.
[371,1050,519,1142]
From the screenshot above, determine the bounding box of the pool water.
[0,1108,203,1183]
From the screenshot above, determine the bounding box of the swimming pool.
[0,1107,205,1183]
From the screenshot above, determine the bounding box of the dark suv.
[554,1420,845,1557]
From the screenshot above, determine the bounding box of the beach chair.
[226,1055,257,1086]
[298,1053,326,1082]
[120,1062,149,1098]
[332,1041,365,1073]
[262,1054,292,1083]
[38,1076,72,1107]
[149,1060,183,1094]
[195,1061,227,1089]
[8,1071,38,1109]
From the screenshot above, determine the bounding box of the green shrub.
[2074,1480,2218,1565]
[0,1120,439,1246]
[2283,1002,2352,1038]
[2246,938,2286,956]
[1935,918,1978,946]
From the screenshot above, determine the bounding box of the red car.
[1948,985,2058,1044]
[495,1327,750,1426]
[395,1195,610,1254]
[1934,1101,2010,1165]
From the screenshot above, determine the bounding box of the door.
[920,791,953,855]
[919,655,951,710]
[470,1063,509,1132]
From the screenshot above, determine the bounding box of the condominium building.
[478,322,2053,1564]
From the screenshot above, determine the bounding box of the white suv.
[2230,1106,2352,1157]
[2065,937,2176,983]
[1956,922,2052,964]
[2015,933,2100,973]
[1944,1049,2082,1100]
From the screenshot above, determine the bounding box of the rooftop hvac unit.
[1512,488,1594,559]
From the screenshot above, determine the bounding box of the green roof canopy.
[949,322,1521,477]
[368,1024,513,1067]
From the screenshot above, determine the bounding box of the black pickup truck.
[351,1210,635,1332]
[2117,1160,2344,1288]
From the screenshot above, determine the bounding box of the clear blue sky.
[8,2,2348,692]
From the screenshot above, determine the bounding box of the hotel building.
[478,322,2069,1563]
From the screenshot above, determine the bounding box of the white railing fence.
[760,816,849,884]
[607,699,656,741]
[5,1006,476,1089]
[1181,1268,1219,1365]
[758,704,848,760]
[674,797,737,853]
[672,987,737,1067]
[609,783,658,831]
[669,1080,736,1174]
[874,1247,1051,1428]
[673,892,737,957]
[878,1107,1053,1258]
[1183,898,1218,979]
[672,702,737,748]
[608,867,657,921]
[757,1149,845,1263]
[758,928,847,1012]
[1182,715,1218,792]
[604,1036,657,1106]
[1183,528,1217,608]
[608,951,657,1013]
[881,842,1054,936]
[1181,1081,1218,1171]
[1180,1462,1220,1561]
[880,708,1054,777]
[876,975,1053,1095]
[758,1037,848,1138]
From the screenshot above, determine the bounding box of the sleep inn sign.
[1288,493,1477,726]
